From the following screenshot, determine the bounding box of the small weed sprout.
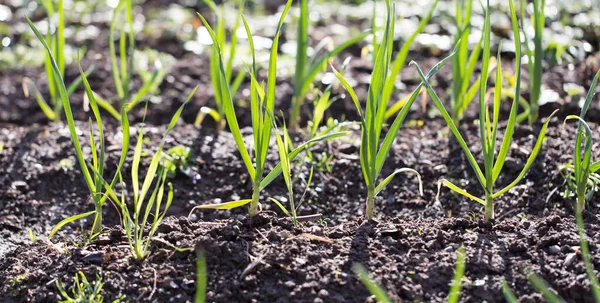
[22,0,95,121]
[561,69,600,213]
[194,0,246,130]
[333,0,436,219]
[413,0,556,221]
[189,1,344,218]
[162,145,197,180]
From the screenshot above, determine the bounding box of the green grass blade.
[22,78,57,121]
[198,12,255,179]
[526,271,566,303]
[493,109,558,198]
[501,280,519,303]
[26,16,96,193]
[375,168,423,196]
[352,264,392,303]
[376,50,456,177]
[294,0,308,98]
[191,199,252,211]
[492,0,522,183]
[268,197,291,217]
[126,69,159,112]
[412,61,487,189]
[479,0,492,177]
[260,132,346,190]
[447,246,466,303]
[438,178,485,205]
[49,211,96,238]
[195,250,207,303]
[109,0,125,99]
[575,208,600,301]
[300,32,370,97]
[66,58,96,97]
[382,0,437,108]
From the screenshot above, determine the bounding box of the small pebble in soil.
[548,245,561,254]
[564,253,577,267]
[444,246,454,253]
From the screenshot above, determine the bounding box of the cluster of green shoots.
[188,0,344,223]
[27,14,194,259]
[56,271,110,303]
[414,0,556,221]
[24,0,167,122]
[353,246,466,302]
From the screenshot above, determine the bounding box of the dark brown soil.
[2,1,600,302]
[1,117,599,302]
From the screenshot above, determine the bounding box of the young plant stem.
[92,201,103,235]
[366,187,375,220]
[484,191,494,221]
[249,181,261,216]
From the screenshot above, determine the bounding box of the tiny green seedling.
[413,0,556,221]
[194,0,246,130]
[22,0,95,121]
[560,69,600,213]
[188,1,345,219]
[270,118,316,226]
[288,0,370,130]
[56,271,106,303]
[333,0,447,219]
[162,145,198,180]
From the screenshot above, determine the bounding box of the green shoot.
[501,279,519,303]
[449,0,484,123]
[270,118,316,226]
[332,0,431,220]
[99,88,196,259]
[288,0,370,130]
[447,246,466,303]
[382,0,438,119]
[520,0,546,125]
[162,145,197,179]
[93,0,165,120]
[561,69,600,212]
[415,0,557,221]
[189,1,345,218]
[526,271,566,303]
[194,0,246,130]
[56,272,105,303]
[195,250,207,303]
[352,264,392,303]
[27,16,112,237]
[22,0,95,121]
